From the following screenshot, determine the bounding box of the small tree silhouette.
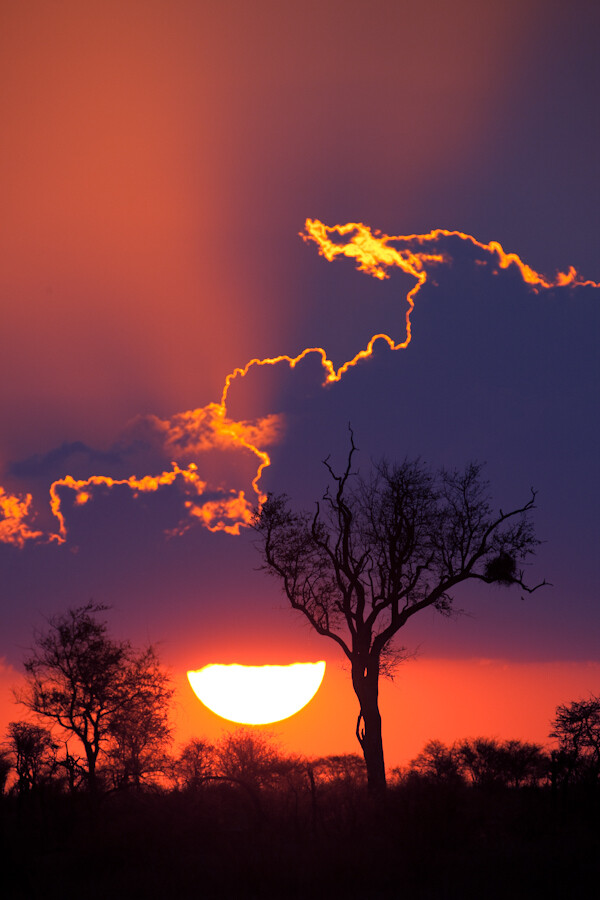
[172,738,216,791]
[216,729,288,792]
[6,721,56,795]
[105,646,173,789]
[407,739,464,785]
[550,695,600,785]
[17,602,173,792]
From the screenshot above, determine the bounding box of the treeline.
[1,603,599,897]
[2,725,599,899]
[3,709,600,800]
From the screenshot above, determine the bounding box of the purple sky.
[1,1,598,762]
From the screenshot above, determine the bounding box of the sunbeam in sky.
[1,1,598,773]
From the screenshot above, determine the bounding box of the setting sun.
[187,661,326,725]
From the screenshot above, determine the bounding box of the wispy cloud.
[1,222,597,549]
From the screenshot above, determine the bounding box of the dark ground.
[2,781,598,899]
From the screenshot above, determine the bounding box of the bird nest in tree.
[485,552,517,585]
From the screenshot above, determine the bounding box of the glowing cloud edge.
[3,219,598,548]
[187,661,326,725]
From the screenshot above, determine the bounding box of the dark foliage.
[550,695,600,786]
[399,737,549,789]
[1,759,598,900]
[484,551,518,584]
[15,603,173,792]
[5,722,57,795]
[2,702,599,899]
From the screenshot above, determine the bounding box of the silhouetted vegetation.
[14,602,173,793]
[395,736,549,789]
[3,609,597,897]
[550,694,600,787]
[2,709,599,899]
[5,722,57,795]
[254,434,546,795]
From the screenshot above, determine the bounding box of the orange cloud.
[303,219,598,291]
[182,491,256,537]
[0,487,43,548]
[2,220,598,548]
[142,405,283,462]
[47,463,206,544]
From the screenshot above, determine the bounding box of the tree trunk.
[86,745,99,793]
[352,660,386,797]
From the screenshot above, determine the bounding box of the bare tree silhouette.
[255,433,546,796]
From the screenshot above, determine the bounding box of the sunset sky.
[1,0,599,767]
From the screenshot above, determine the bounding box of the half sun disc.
[187,661,326,725]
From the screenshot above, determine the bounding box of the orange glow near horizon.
[1,220,598,548]
[187,661,326,725]
[1,655,599,768]
[175,657,600,767]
